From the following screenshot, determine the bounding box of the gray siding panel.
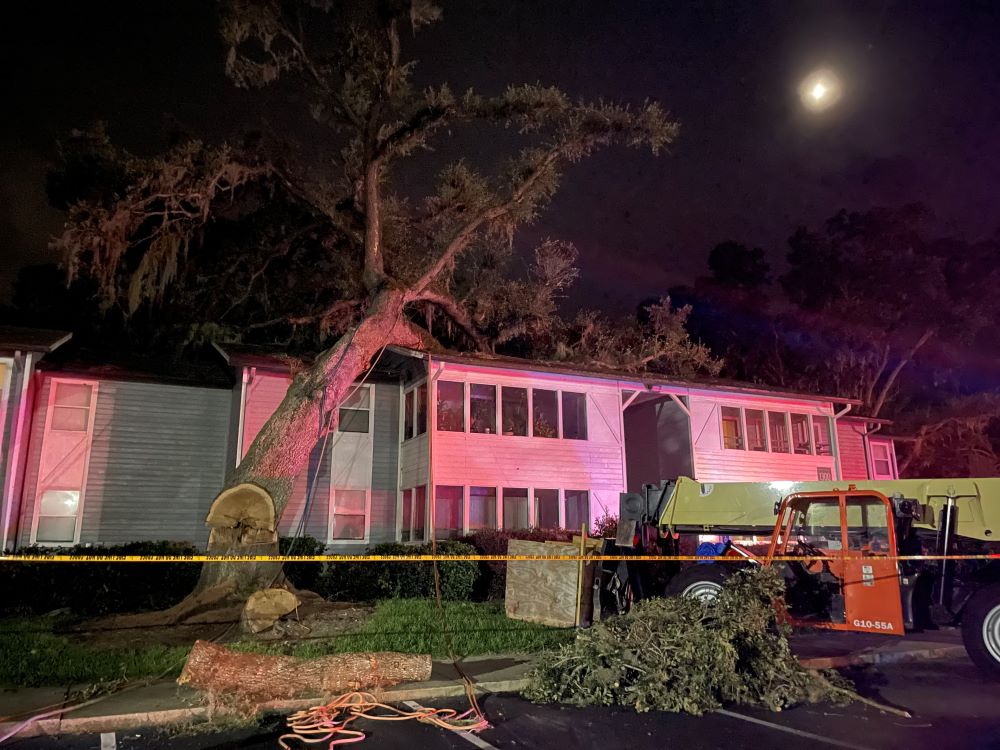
[80,381,230,547]
[369,383,400,544]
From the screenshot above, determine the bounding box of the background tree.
[55,0,691,610]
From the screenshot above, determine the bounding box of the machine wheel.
[665,564,731,602]
[961,583,1000,680]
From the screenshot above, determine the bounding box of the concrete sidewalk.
[0,631,967,739]
[0,655,535,740]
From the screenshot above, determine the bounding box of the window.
[564,490,590,532]
[470,384,497,434]
[846,496,890,551]
[401,486,427,542]
[35,490,80,543]
[721,406,743,449]
[768,411,790,453]
[502,488,530,530]
[469,486,497,530]
[501,387,528,436]
[790,414,812,454]
[813,417,833,456]
[532,389,558,438]
[52,382,92,431]
[535,489,559,528]
[404,389,414,439]
[331,489,367,540]
[435,485,464,538]
[561,392,587,440]
[338,387,370,433]
[871,443,894,479]
[437,381,465,432]
[745,409,766,451]
[416,384,427,436]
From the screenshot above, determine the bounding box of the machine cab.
[767,490,905,635]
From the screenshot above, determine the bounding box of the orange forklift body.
[765,490,905,636]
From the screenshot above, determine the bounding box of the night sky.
[3,1,1000,311]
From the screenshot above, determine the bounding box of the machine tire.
[665,564,731,602]
[961,583,1000,680]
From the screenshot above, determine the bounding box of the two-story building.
[1,329,900,550]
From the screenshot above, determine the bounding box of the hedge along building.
[2,336,899,551]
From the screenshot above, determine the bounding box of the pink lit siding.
[689,394,837,482]
[16,376,52,546]
[428,364,626,525]
[837,420,871,480]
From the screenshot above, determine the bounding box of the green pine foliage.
[524,568,848,714]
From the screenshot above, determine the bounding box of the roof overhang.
[0,326,72,356]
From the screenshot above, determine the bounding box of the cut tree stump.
[178,640,432,702]
[241,588,301,633]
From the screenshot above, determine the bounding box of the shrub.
[524,568,850,714]
[2,542,201,617]
[592,512,618,539]
[279,535,327,592]
[463,528,575,600]
[318,541,478,602]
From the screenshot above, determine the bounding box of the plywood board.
[505,539,597,628]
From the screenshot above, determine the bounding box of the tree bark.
[193,287,411,600]
[869,328,934,418]
[178,640,431,702]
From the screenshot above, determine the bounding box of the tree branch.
[411,148,563,294]
[870,327,935,418]
[412,289,488,351]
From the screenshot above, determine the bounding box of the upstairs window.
[338,387,370,433]
[721,406,743,449]
[813,417,833,456]
[416,384,427,436]
[52,382,93,431]
[436,381,465,432]
[561,392,588,440]
[532,389,559,438]
[768,412,790,453]
[470,384,497,434]
[404,387,414,438]
[501,387,528,436]
[745,409,766,451]
[791,414,812,454]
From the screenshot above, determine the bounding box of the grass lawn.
[0,616,189,688]
[235,599,574,659]
[0,601,571,687]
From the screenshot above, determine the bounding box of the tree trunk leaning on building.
[57,1,692,623]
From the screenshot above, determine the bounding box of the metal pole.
[576,523,587,627]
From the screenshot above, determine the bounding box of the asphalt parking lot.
[7,655,1000,750]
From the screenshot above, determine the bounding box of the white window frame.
[401,379,429,443]
[328,487,371,544]
[743,408,768,452]
[811,415,835,456]
[30,378,99,547]
[790,413,814,455]
[767,410,792,454]
[468,484,500,531]
[338,384,373,434]
[398,485,429,544]
[720,405,745,450]
[468,383,500,436]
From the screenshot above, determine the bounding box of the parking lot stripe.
[401,701,498,750]
[715,709,873,750]
[99,732,116,750]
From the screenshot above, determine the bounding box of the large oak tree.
[55,1,713,612]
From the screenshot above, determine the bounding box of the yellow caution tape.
[0,553,997,563]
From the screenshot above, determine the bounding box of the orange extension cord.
[278,691,490,748]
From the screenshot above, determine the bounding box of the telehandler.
[606,477,1000,678]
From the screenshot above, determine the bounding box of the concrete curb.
[798,644,966,670]
[0,678,531,739]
